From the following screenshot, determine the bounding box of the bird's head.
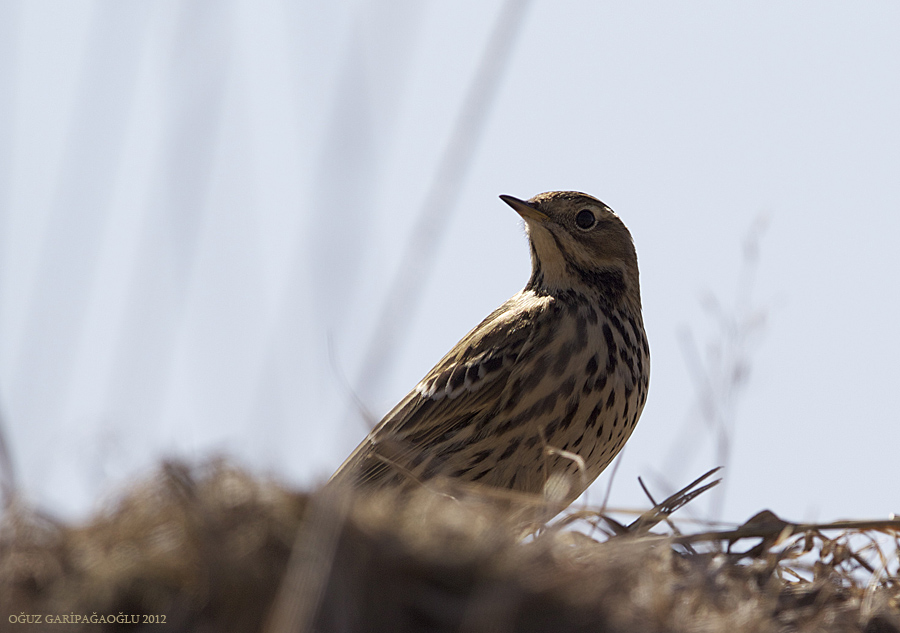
[500,191,641,308]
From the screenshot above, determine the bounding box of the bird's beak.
[500,194,548,223]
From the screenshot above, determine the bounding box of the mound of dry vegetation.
[1,460,898,633]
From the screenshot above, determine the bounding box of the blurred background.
[0,0,898,523]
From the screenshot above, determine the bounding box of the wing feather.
[330,291,551,487]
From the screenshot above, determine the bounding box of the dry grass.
[1,459,898,633]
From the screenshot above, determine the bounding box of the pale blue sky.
[1,1,898,523]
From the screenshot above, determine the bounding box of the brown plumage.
[330,191,649,506]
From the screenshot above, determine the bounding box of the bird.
[330,191,649,507]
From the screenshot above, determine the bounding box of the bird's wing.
[330,291,552,487]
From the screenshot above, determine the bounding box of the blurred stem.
[352,0,534,414]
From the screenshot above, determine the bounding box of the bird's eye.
[575,209,596,229]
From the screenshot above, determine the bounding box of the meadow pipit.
[331,192,649,505]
